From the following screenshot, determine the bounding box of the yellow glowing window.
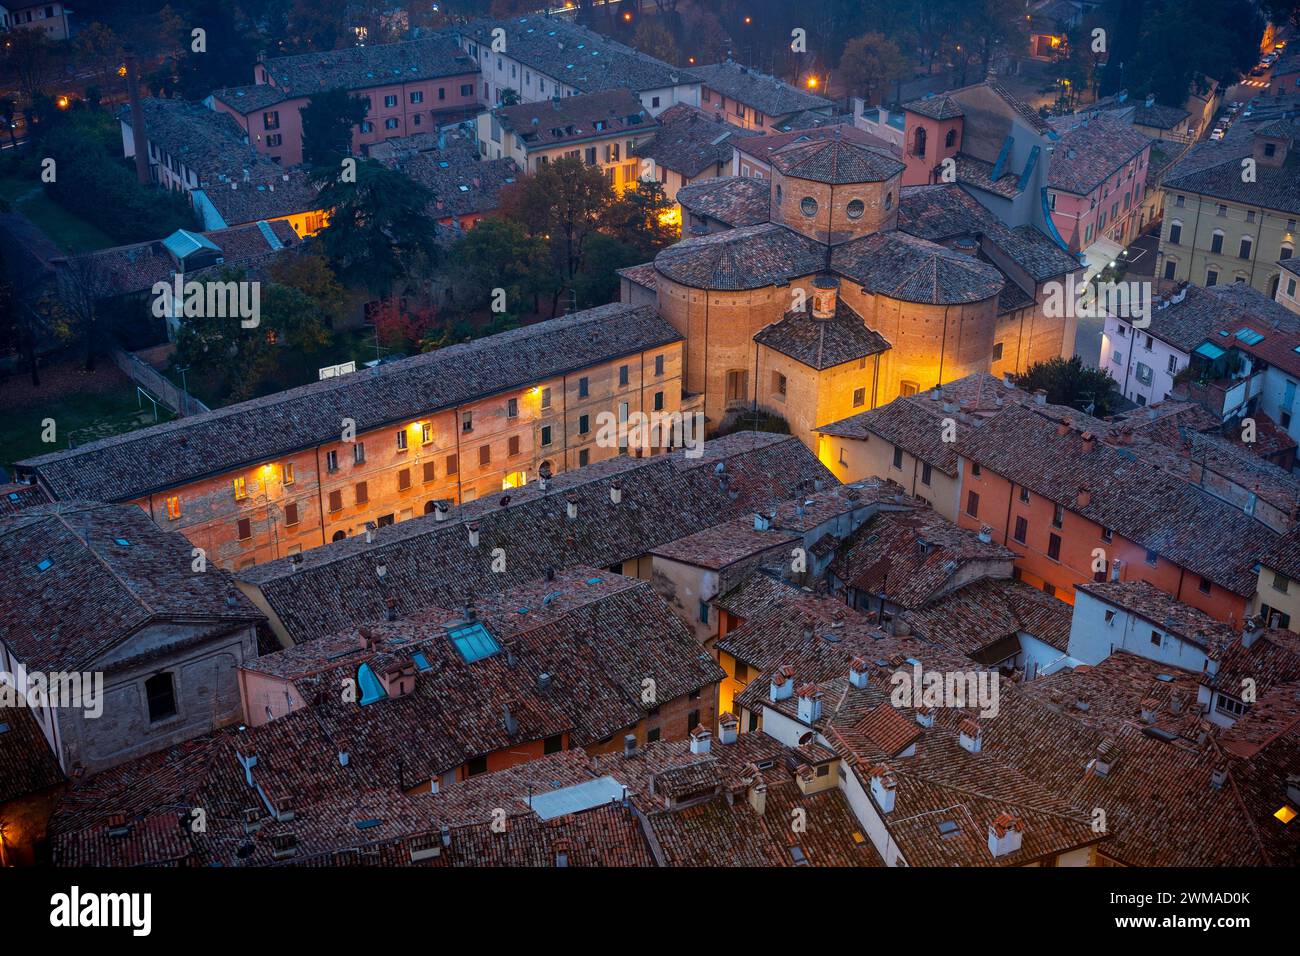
[165,496,181,520]
[421,423,433,445]
[233,476,248,500]
[283,462,295,485]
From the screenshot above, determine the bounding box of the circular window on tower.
[800,196,818,217]
[846,199,865,220]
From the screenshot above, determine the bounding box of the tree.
[299,89,367,169]
[309,159,439,297]
[631,20,680,64]
[498,157,615,317]
[173,0,259,100]
[369,298,440,352]
[2,27,57,101]
[286,0,350,52]
[839,32,909,105]
[174,272,332,401]
[604,179,678,257]
[1,99,16,148]
[1119,0,1263,105]
[53,255,115,372]
[449,217,554,317]
[1017,355,1118,416]
[680,7,731,65]
[74,21,124,90]
[266,251,347,326]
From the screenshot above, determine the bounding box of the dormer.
[1254,126,1292,168]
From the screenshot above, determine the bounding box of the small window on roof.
[114,537,130,546]
[36,558,52,572]
[448,622,501,662]
[1236,328,1264,345]
[412,652,431,672]
[358,663,387,705]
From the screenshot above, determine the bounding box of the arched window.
[332,530,347,542]
[424,500,437,515]
[912,126,927,158]
[944,128,956,148]
[1210,229,1224,253]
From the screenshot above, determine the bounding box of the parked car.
[1210,127,1226,140]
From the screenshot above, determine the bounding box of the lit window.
[233,476,247,500]
[166,496,181,520]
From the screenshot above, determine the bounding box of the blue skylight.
[1235,328,1265,345]
[412,652,431,672]
[448,622,501,663]
[357,663,387,705]
[36,558,52,572]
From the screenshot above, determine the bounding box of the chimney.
[124,51,151,186]
[811,275,839,319]
[689,726,712,755]
[1002,371,1015,388]
[1110,558,1123,582]
[377,658,417,697]
[467,521,480,548]
[987,813,1024,858]
[358,626,378,651]
[1145,92,1155,108]
[747,779,768,816]
[537,672,552,693]
[848,656,870,689]
[869,764,897,813]
[434,500,450,521]
[609,479,623,504]
[385,596,397,622]
[753,511,773,531]
[1140,698,1158,724]
[566,494,579,520]
[1210,765,1228,790]
[503,704,519,736]
[916,705,935,728]
[1081,432,1096,453]
[623,733,637,758]
[1056,419,1071,436]
[796,683,823,723]
[1242,617,1261,649]
[1034,388,1047,406]
[959,718,982,753]
[717,712,739,745]
[977,525,992,544]
[769,665,795,702]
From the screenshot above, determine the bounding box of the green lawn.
[0,175,116,254]
[1,384,173,472]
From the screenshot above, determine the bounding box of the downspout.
[314,445,327,548]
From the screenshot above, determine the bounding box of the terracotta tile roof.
[712,568,807,621]
[634,103,759,178]
[958,404,1277,596]
[419,749,606,825]
[903,94,964,121]
[899,184,1080,283]
[261,33,476,97]
[1260,524,1300,578]
[1046,112,1153,195]
[210,84,288,113]
[492,89,654,149]
[652,222,826,290]
[731,123,900,167]
[753,298,890,370]
[0,482,48,515]
[955,152,1024,199]
[674,175,771,227]
[650,516,797,570]
[1140,282,1300,354]
[768,134,905,184]
[615,262,657,290]
[831,231,1005,305]
[119,98,280,185]
[461,17,699,96]
[1076,580,1239,651]
[823,679,1101,866]
[401,153,518,219]
[829,508,1016,610]
[902,578,1074,658]
[855,702,923,756]
[0,502,262,672]
[1164,116,1300,214]
[67,220,298,298]
[981,80,1055,136]
[0,694,64,803]
[18,303,680,502]
[816,373,1037,473]
[197,169,320,227]
[1205,627,1300,703]
[693,60,833,118]
[241,433,833,644]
